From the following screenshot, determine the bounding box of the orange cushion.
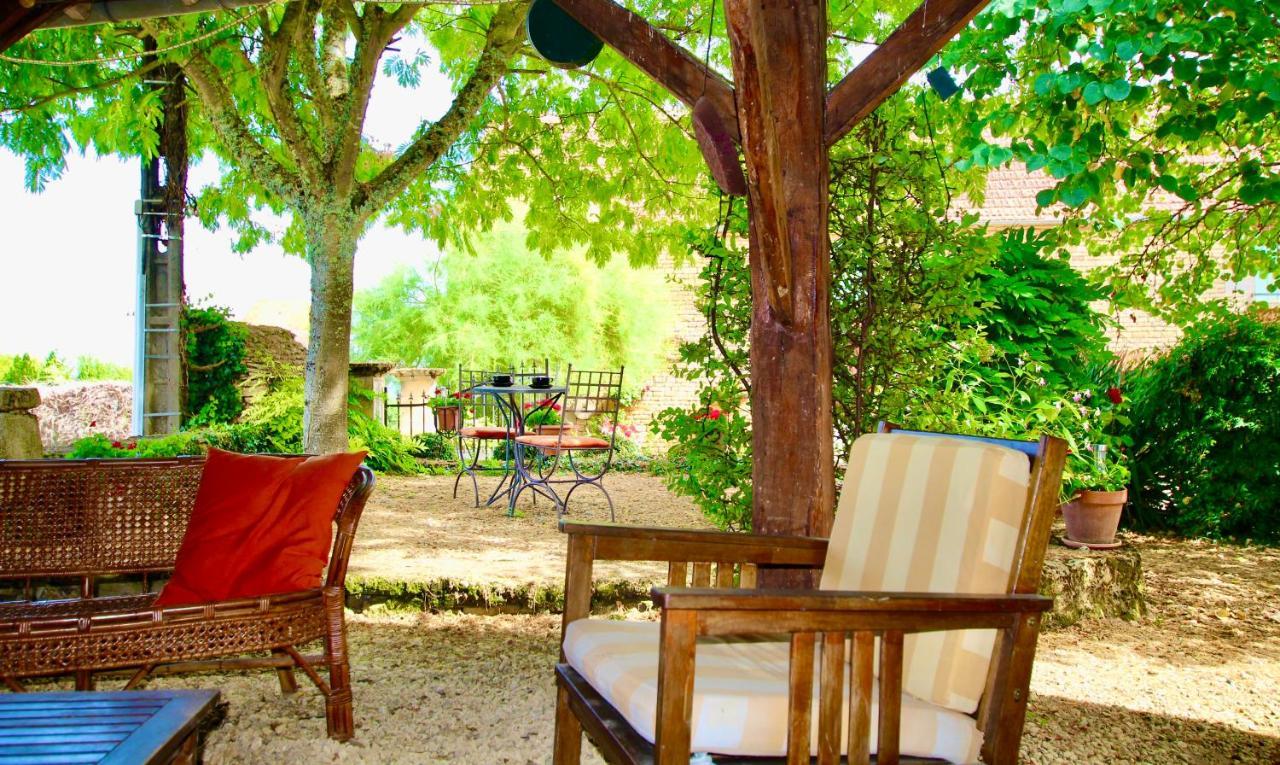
[515,434,610,450]
[154,448,367,607]
[459,426,516,439]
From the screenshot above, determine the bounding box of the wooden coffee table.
[0,689,220,764]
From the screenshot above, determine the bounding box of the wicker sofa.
[0,455,375,741]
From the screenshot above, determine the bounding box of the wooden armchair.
[553,425,1067,764]
[0,455,375,741]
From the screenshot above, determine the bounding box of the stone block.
[0,411,43,458]
[0,386,40,412]
[1039,540,1146,628]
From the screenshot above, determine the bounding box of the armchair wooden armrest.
[653,587,1052,627]
[559,519,828,566]
[559,520,828,629]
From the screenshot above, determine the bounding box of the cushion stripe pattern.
[564,619,983,763]
[820,433,1031,714]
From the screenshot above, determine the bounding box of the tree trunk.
[303,211,359,454]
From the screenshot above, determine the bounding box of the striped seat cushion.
[821,433,1031,714]
[564,619,983,763]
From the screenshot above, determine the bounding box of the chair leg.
[323,587,355,741]
[553,683,583,764]
[273,649,299,694]
[74,669,94,691]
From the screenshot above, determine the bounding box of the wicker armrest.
[559,519,828,567]
[650,587,1053,636]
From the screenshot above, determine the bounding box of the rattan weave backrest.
[0,457,205,578]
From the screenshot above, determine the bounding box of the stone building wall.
[624,254,709,440]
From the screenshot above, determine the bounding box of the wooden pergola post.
[555,0,992,542]
[723,0,833,539]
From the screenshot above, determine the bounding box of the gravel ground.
[350,473,711,587]
[79,476,1280,762]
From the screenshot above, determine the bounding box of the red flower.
[1107,386,1123,405]
[697,407,724,421]
[524,402,534,409]
[111,440,122,448]
[451,391,472,400]
[89,420,97,428]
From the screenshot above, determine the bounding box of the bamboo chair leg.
[272,649,299,694]
[322,588,355,741]
[553,683,583,764]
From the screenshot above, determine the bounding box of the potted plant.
[1061,442,1129,548]
[430,391,468,433]
[524,399,570,435]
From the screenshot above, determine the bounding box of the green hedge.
[1127,312,1280,542]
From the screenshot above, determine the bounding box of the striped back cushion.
[820,432,1031,714]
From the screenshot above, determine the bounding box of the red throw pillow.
[155,448,367,607]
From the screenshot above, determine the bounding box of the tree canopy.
[353,215,675,389]
[942,0,1280,320]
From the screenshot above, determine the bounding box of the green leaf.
[1103,80,1132,101]
[1082,81,1105,105]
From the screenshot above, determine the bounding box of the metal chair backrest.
[564,366,625,420]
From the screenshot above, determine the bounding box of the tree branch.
[356,2,526,218]
[330,3,405,199]
[152,19,302,205]
[259,0,323,185]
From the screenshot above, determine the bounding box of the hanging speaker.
[526,0,604,69]
[927,67,960,100]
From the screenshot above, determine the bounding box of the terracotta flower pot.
[535,423,575,436]
[433,406,461,433]
[1061,488,1127,547]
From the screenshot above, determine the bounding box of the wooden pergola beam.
[824,0,990,147]
[0,2,73,52]
[551,0,739,141]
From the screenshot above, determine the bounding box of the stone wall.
[33,382,132,451]
[624,254,711,438]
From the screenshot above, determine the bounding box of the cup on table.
[491,374,514,387]
[531,375,552,389]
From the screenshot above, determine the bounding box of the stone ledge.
[346,544,1147,629]
[1040,539,1146,628]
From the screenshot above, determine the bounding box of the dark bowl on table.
[491,374,514,387]
[531,375,552,389]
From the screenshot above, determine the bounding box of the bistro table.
[472,382,568,515]
[0,689,220,764]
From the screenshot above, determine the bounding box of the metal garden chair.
[512,366,624,520]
